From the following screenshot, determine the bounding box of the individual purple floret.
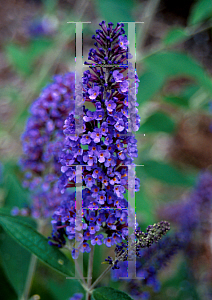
[49,21,141,257]
[19,72,75,218]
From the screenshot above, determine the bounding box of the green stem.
[75,257,87,287]
[89,265,112,292]
[87,241,137,293]
[19,220,46,300]
[140,21,212,62]
[138,0,161,52]
[19,254,37,300]
[86,245,94,300]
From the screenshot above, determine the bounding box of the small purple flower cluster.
[19,72,75,218]
[69,293,83,300]
[28,15,58,38]
[160,170,212,242]
[155,171,212,299]
[112,233,182,299]
[49,21,140,258]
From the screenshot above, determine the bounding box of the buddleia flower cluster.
[49,21,140,257]
[49,21,170,261]
[18,73,75,218]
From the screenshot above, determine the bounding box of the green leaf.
[163,27,188,46]
[2,163,30,209]
[43,0,58,13]
[0,164,36,297]
[5,44,32,76]
[143,160,194,186]
[163,96,189,108]
[95,0,134,23]
[188,0,212,25]
[92,287,133,300]
[137,71,165,103]
[0,213,74,277]
[135,185,155,225]
[0,226,32,297]
[0,264,17,300]
[144,51,212,96]
[162,260,200,300]
[5,39,53,77]
[28,38,53,59]
[139,111,176,133]
[181,85,199,100]
[47,276,84,300]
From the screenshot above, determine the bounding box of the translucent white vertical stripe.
[75,22,83,135]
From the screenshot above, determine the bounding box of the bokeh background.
[1,0,212,299]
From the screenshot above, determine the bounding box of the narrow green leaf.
[163,96,189,108]
[181,85,199,100]
[5,39,52,77]
[5,44,32,76]
[0,264,17,300]
[1,162,30,209]
[28,38,53,60]
[139,112,176,133]
[43,0,58,13]
[137,71,165,103]
[163,27,188,46]
[188,0,212,25]
[0,164,36,296]
[92,287,133,300]
[48,276,84,300]
[0,226,32,297]
[144,51,212,96]
[95,0,134,23]
[0,213,74,277]
[143,160,194,186]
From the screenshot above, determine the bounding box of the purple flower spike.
[19,73,75,219]
[49,22,141,260]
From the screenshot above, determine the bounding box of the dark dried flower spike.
[112,221,171,270]
[135,221,170,250]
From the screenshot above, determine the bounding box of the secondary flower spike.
[49,21,141,257]
[18,73,75,218]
